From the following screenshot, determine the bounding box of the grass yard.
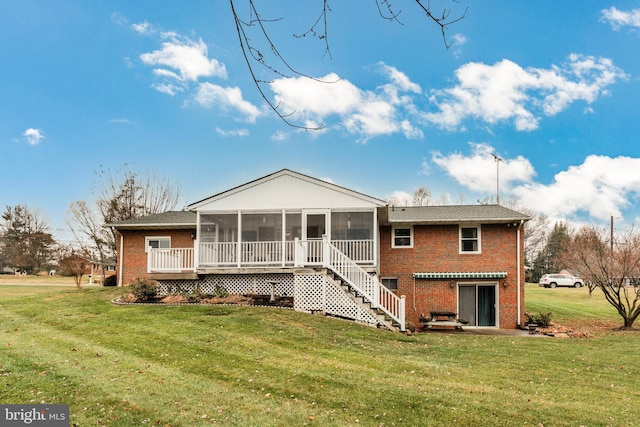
[0,284,638,426]
[0,273,91,286]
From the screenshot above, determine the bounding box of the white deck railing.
[147,248,195,273]
[193,239,373,268]
[149,239,374,270]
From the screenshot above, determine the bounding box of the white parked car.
[539,273,584,288]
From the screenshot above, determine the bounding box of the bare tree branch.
[229,0,466,129]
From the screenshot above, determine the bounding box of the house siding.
[118,229,195,285]
[379,223,525,328]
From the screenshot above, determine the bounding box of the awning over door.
[413,271,507,279]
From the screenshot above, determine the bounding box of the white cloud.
[23,128,45,145]
[432,142,535,193]
[450,33,467,58]
[131,21,153,35]
[152,68,181,80]
[215,127,249,137]
[432,144,640,223]
[271,131,289,142]
[512,155,640,222]
[269,64,423,142]
[135,27,262,120]
[151,82,184,96]
[270,72,360,117]
[140,35,227,82]
[451,33,467,46]
[601,7,640,30]
[425,55,627,131]
[195,83,261,122]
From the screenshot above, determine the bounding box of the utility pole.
[610,214,614,256]
[491,153,503,204]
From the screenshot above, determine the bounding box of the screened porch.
[195,209,377,269]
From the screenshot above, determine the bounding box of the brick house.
[378,205,527,329]
[109,169,529,331]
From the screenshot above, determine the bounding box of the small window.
[381,277,398,291]
[460,226,480,253]
[392,226,413,248]
[145,236,171,252]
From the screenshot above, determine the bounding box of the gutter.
[517,219,524,327]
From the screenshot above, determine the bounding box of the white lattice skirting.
[156,272,379,327]
[156,273,294,296]
[293,273,379,327]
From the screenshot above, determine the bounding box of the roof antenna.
[491,153,503,205]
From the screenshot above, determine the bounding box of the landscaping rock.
[534,322,593,338]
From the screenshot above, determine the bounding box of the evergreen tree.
[0,205,55,273]
[531,222,571,282]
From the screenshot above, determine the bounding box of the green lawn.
[0,284,638,426]
[0,273,91,286]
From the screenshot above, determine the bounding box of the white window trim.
[459,225,481,254]
[392,225,413,248]
[145,236,171,253]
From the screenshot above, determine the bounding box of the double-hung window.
[460,226,480,253]
[392,226,413,248]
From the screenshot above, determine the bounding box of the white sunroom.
[186,169,386,272]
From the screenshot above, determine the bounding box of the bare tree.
[566,226,640,329]
[230,0,467,129]
[58,249,90,288]
[68,200,111,269]
[386,193,411,207]
[68,168,184,271]
[412,187,432,206]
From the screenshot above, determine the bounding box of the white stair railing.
[322,236,405,332]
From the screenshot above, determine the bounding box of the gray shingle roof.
[106,211,196,229]
[379,204,530,225]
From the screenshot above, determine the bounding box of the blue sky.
[3,1,640,243]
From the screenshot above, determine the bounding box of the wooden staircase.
[324,271,403,332]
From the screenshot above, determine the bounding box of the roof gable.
[188,169,386,211]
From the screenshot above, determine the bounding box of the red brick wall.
[379,223,525,328]
[117,229,195,285]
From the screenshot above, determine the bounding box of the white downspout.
[517,220,524,327]
[118,232,124,287]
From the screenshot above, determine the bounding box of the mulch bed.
[115,293,294,308]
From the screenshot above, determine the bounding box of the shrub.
[214,285,229,298]
[130,278,158,302]
[525,311,553,327]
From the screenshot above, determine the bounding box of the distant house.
[83,257,117,285]
[108,169,529,331]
